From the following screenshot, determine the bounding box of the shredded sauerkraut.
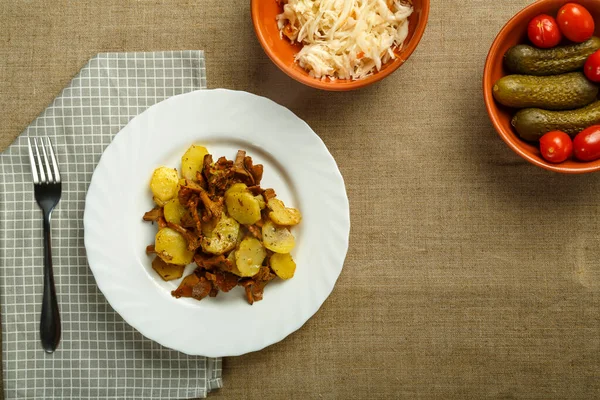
[277,0,413,80]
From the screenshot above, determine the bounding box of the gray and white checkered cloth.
[0,51,222,399]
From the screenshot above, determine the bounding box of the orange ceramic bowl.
[251,0,430,91]
[484,0,600,174]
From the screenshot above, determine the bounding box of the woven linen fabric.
[2,1,600,399]
[0,51,222,399]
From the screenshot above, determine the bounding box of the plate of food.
[84,89,350,357]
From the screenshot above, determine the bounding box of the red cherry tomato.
[573,125,600,161]
[539,131,573,163]
[556,3,595,43]
[527,14,562,48]
[584,49,600,82]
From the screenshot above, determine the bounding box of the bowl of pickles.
[484,0,600,173]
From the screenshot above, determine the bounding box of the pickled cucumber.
[512,101,600,141]
[504,37,600,76]
[492,72,598,111]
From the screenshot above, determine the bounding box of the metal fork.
[27,137,62,353]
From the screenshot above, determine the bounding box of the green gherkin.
[512,101,600,141]
[493,72,598,111]
[504,37,600,76]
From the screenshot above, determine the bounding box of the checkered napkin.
[0,51,222,399]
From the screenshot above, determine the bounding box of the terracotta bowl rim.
[251,0,431,91]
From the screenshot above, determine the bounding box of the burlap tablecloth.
[1,0,599,398]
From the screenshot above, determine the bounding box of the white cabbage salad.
[277,0,413,80]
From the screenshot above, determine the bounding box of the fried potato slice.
[152,256,185,281]
[226,250,244,276]
[268,198,302,226]
[150,166,179,203]
[181,145,209,181]
[235,237,266,277]
[270,253,296,280]
[163,198,187,225]
[155,227,194,265]
[225,183,248,195]
[225,191,262,225]
[200,214,240,255]
[255,194,266,210]
[262,220,295,253]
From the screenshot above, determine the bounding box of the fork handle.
[40,211,61,353]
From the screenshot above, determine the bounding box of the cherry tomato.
[528,14,562,48]
[573,125,600,161]
[539,131,573,163]
[556,3,595,43]
[584,49,600,82]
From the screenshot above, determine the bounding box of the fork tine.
[46,137,61,183]
[27,138,40,184]
[33,138,47,183]
[39,137,54,183]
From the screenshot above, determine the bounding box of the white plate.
[84,89,350,357]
